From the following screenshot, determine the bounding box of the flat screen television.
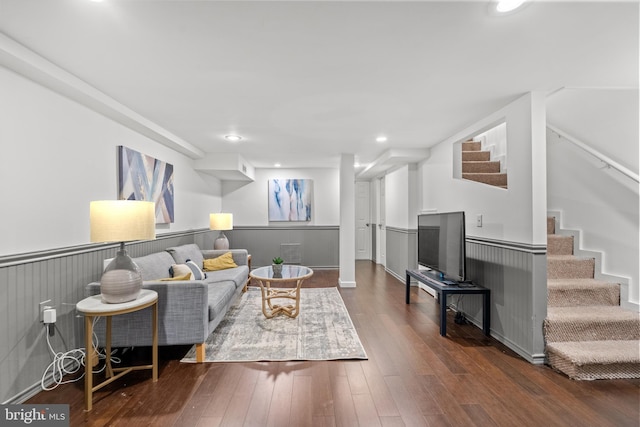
[417,211,466,282]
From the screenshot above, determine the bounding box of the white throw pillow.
[170,264,194,280]
[186,260,206,280]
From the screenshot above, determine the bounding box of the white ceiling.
[0,0,637,174]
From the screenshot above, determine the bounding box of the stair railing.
[547,124,639,184]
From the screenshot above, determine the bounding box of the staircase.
[462,140,507,188]
[544,216,640,380]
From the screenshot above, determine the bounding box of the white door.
[379,177,386,267]
[355,181,371,260]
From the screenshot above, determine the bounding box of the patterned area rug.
[181,287,367,362]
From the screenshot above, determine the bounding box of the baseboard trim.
[338,279,356,288]
[385,268,405,283]
[3,359,79,404]
[482,324,545,365]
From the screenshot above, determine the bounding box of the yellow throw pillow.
[203,252,238,271]
[160,273,193,281]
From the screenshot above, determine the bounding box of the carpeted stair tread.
[547,306,638,322]
[546,340,640,380]
[545,306,640,342]
[547,255,594,279]
[462,172,507,186]
[462,151,491,161]
[462,141,481,151]
[462,160,501,173]
[547,234,574,255]
[547,279,620,307]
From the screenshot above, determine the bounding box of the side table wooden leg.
[152,301,158,381]
[106,317,113,378]
[84,315,93,412]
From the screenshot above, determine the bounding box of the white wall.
[0,67,222,257]
[385,164,419,230]
[222,167,340,226]
[385,166,410,229]
[418,92,547,245]
[547,88,638,172]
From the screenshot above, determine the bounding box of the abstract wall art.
[118,146,174,224]
[268,179,312,222]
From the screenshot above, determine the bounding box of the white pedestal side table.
[76,289,158,411]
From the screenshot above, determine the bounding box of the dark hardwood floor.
[28,262,639,426]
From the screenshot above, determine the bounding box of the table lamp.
[210,213,233,250]
[90,200,156,303]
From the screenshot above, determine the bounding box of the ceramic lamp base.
[100,245,142,303]
[100,269,142,303]
[214,232,229,250]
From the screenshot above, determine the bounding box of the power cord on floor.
[450,295,467,325]
[40,317,122,391]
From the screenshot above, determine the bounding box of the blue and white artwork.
[268,179,312,222]
[118,146,174,224]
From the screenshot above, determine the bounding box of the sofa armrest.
[84,280,210,347]
[201,249,248,266]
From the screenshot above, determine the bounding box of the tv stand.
[406,269,490,337]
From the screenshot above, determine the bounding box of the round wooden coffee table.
[250,265,313,318]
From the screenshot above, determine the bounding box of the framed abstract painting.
[118,146,174,224]
[268,179,312,221]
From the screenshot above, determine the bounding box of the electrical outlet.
[39,299,52,323]
[476,214,483,227]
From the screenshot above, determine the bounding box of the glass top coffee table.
[249,265,314,318]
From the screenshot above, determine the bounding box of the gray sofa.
[86,243,249,362]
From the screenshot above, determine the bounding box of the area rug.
[181,287,367,362]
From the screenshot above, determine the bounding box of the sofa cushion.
[207,281,237,321]
[134,251,176,280]
[166,244,204,266]
[203,252,238,271]
[205,265,249,289]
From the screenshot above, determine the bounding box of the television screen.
[417,211,466,282]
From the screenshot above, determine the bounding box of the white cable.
[40,317,122,391]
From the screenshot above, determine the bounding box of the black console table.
[406,269,490,337]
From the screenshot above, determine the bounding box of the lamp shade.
[90,200,156,243]
[210,213,233,231]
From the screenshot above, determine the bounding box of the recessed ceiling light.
[496,0,526,13]
[224,134,242,142]
[376,136,387,143]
